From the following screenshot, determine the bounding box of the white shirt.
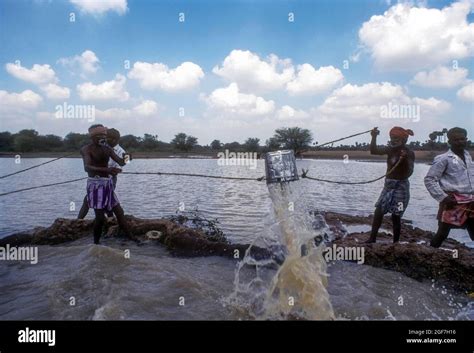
[108,144,126,170]
[424,150,474,203]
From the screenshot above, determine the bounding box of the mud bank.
[0,216,273,261]
[1,212,472,293]
[323,212,474,293]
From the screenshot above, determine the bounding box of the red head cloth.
[89,126,107,137]
[389,127,414,139]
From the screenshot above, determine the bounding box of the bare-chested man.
[80,124,132,244]
[366,127,415,243]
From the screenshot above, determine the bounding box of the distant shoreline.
[1,150,469,162]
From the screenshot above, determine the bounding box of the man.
[366,127,415,243]
[106,128,128,190]
[80,124,133,244]
[77,128,129,219]
[424,127,474,247]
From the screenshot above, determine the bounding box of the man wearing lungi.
[365,127,415,243]
[80,124,132,244]
[424,127,474,248]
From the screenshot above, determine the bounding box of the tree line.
[0,127,471,154]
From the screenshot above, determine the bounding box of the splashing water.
[228,181,335,320]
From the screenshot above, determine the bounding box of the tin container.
[264,150,299,184]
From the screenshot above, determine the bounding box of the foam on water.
[229,182,334,320]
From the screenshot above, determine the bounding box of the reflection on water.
[0,158,472,320]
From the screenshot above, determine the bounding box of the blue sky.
[0,0,473,145]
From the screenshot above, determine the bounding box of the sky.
[0,0,473,145]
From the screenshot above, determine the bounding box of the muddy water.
[0,158,472,320]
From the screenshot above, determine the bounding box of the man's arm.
[424,156,449,203]
[108,148,126,167]
[370,127,388,155]
[407,150,415,176]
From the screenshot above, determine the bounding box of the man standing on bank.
[80,124,133,244]
[366,127,415,244]
[424,127,474,247]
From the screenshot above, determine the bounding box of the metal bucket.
[264,150,299,184]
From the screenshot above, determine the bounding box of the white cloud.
[411,66,469,88]
[275,105,310,121]
[5,62,72,100]
[212,50,295,92]
[457,81,474,102]
[0,90,44,130]
[5,63,57,85]
[40,83,70,100]
[58,50,100,77]
[69,0,127,15]
[95,100,159,120]
[317,82,450,121]
[203,82,275,117]
[0,90,43,111]
[128,61,204,92]
[286,64,344,95]
[358,1,474,70]
[77,74,129,101]
[132,100,159,116]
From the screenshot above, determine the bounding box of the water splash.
[229,181,334,320]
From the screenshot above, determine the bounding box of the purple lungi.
[86,177,119,211]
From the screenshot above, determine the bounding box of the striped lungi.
[86,176,119,211]
[375,178,410,216]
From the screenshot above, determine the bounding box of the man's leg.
[465,218,474,241]
[106,177,118,218]
[430,222,451,248]
[392,214,401,243]
[77,195,89,219]
[112,204,138,241]
[93,209,106,244]
[366,206,384,243]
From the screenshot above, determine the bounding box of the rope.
[0,156,402,197]
[122,171,265,181]
[0,177,87,197]
[314,129,373,149]
[0,172,265,197]
[300,156,404,185]
[0,152,76,180]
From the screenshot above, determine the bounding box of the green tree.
[39,134,63,151]
[142,134,159,151]
[210,139,222,150]
[223,141,242,151]
[244,137,260,152]
[64,132,89,150]
[270,127,313,154]
[171,133,198,152]
[265,137,281,151]
[120,134,141,150]
[13,129,39,152]
[0,132,14,151]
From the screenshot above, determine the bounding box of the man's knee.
[113,205,124,216]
